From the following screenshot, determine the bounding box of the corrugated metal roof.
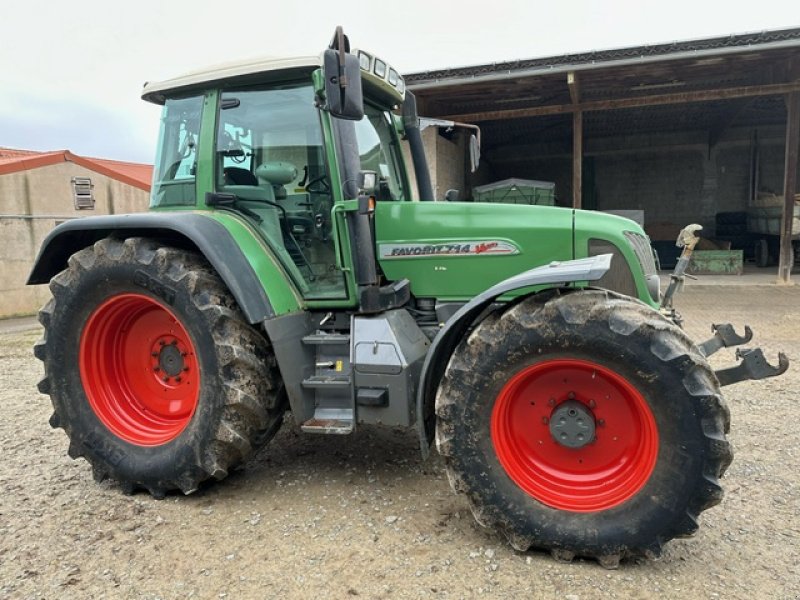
[0,147,153,191]
[406,27,800,86]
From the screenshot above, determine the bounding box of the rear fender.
[27,212,302,323]
[416,253,612,457]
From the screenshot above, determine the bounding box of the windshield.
[354,105,406,201]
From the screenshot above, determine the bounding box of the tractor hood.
[374,201,574,301]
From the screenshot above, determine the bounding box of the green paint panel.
[205,211,304,315]
[375,202,574,300]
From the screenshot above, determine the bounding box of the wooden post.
[778,91,800,284]
[573,110,583,209]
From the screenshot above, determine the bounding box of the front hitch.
[655,224,789,386]
[698,323,753,357]
[715,347,790,386]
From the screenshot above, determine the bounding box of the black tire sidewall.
[48,254,225,486]
[446,306,708,554]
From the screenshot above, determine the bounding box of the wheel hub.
[549,399,595,449]
[156,340,185,378]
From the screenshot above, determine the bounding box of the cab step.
[301,375,351,389]
[301,408,354,434]
[302,333,351,346]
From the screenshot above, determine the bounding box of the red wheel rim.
[79,293,200,446]
[491,359,658,512]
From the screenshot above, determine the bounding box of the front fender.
[27,212,303,323]
[416,253,612,457]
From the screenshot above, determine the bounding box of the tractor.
[29,28,788,566]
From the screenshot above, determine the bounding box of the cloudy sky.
[1,0,796,164]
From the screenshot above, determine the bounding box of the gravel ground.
[1,285,799,599]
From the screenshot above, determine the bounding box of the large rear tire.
[435,289,732,566]
[35,237,286,497]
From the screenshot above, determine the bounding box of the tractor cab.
[142,34,414,310]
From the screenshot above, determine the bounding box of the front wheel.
[435,289,732,565]
[35,237,286,497]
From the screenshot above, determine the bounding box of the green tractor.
[29,28,787,566]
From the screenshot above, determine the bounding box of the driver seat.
[223,167,258,186]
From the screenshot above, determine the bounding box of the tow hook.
[698,323,753,357]
[715,347,789,386]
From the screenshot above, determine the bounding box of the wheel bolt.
[151,352,158,357]
[542,417,549,425]
[154,366,160,372]
[597,419,605,427]
[588,399,596,408]
[568,391,576,400]
[170,340,178,346]
[547,398,556,407]
[175,376,182,383]
[162,376,170,382]
[159,340,165,346]
[183,367,189,372]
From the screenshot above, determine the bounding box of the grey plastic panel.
[352,309,431,426]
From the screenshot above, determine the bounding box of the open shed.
[406,28,800,281]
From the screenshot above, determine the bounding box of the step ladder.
[299,332,354,434]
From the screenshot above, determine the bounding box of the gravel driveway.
[1,285,798,599]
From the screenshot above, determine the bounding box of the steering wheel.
[220,131,247,164]
[305,174,331,195]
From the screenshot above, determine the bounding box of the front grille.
[624,231,658,277]
[588,239,637,297]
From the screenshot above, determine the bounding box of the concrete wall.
[1,162,149,317]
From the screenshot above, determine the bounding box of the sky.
[1,0,797,164]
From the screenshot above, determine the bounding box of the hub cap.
[79,294,199,446]
[491,359,659,512]
[549,399,595,449]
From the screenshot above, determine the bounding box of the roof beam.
[442,80,800,122]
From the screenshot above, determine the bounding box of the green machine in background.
[28,27,787,567]
[472,177,556,205]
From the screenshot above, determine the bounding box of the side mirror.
[323,27,364,121]
[468,134,480,173]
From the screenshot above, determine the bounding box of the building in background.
[406,28,800,279]
[0,148,152,317]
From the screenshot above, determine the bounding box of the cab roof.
[141,55,321,105]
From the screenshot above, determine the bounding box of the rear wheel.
[435,289,732,565]
[35,237,286,497]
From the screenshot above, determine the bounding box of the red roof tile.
[0,147,153,191]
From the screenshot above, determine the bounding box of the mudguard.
[27,213,276,324]
[416,253,613,457]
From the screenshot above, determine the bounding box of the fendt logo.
[379,240,519,259]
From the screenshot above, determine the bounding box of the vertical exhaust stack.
[402,92,434,201]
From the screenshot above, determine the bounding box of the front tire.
[435,289,732,565]
[35,237,286,497]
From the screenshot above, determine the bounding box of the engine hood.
[374,201,574,301]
